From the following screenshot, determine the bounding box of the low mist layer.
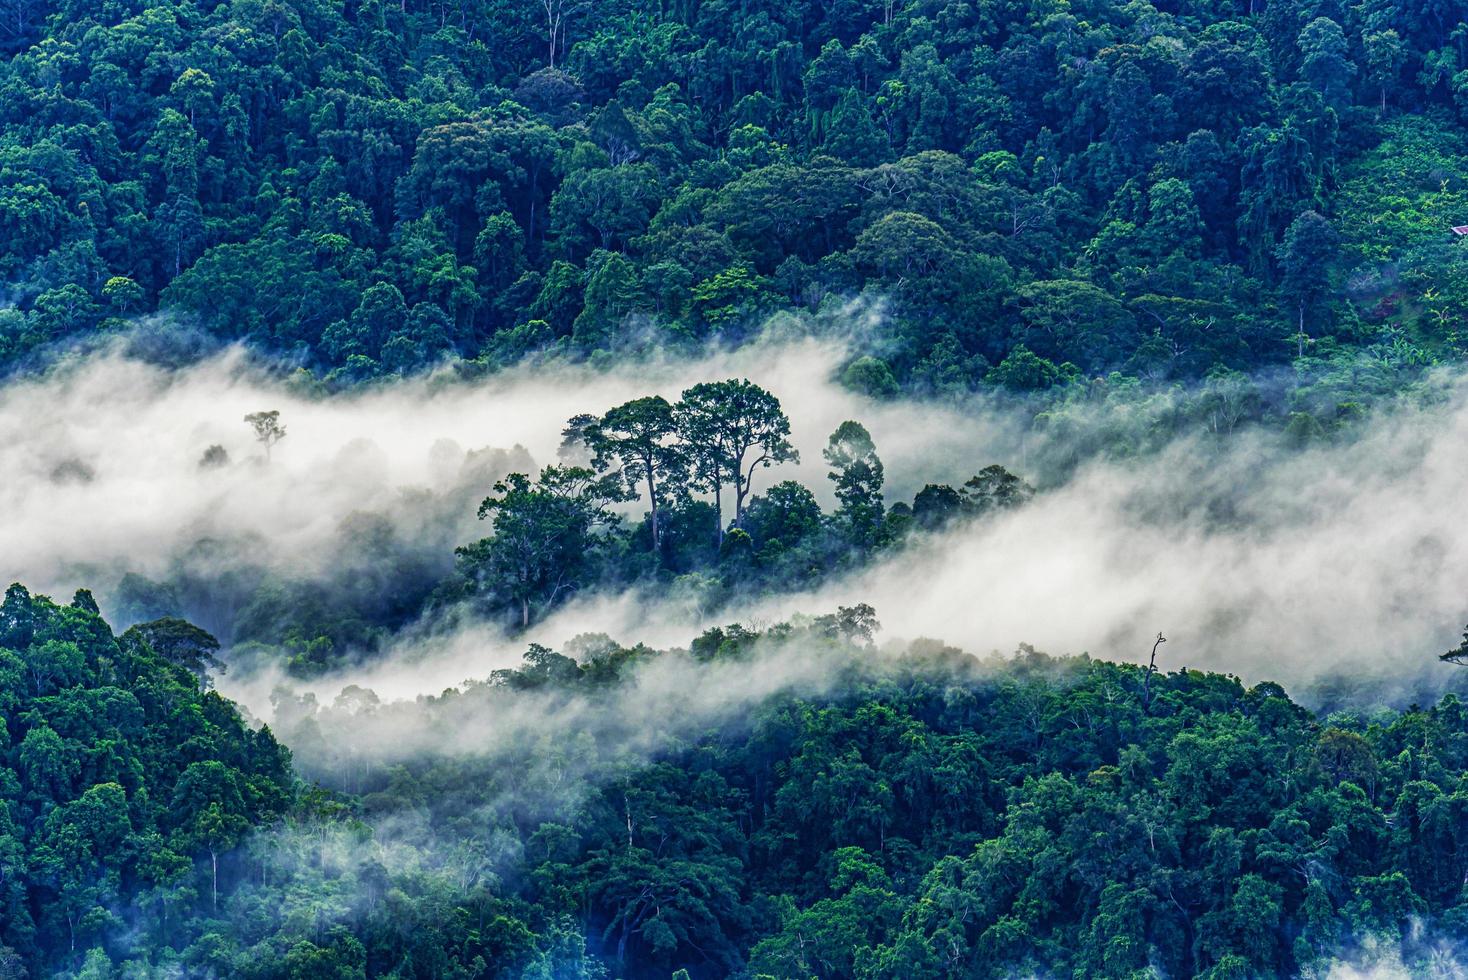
[3,330,1466,710]
[240,377,1468,715]
[0,326,1010,617]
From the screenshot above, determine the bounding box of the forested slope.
[7,1,1468,977]
[0,584,293,974]
[1,0,1466,393]
[3,594,1468,977]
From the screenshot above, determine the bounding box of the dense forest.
[5,0,1468,976]
[0,0,1466,397]
[3,590,1468,978]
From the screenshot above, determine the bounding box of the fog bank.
[244,369,1468,713]
[2,327,1466,708]
[0,326,1016,624]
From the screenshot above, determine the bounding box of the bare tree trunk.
[713,484,724,549]
[647,468,660,552]
[1141,632,1166,712]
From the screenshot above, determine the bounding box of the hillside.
[4,594,1467,977]
[0,0,1466,397]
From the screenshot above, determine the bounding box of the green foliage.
[0,0,1462,391]
[458,465,633,627]
[257,620,1468,980]
[0,585,292,976]
[7,588,1468,978]
[7,1,1468,973]
[450,381,1048,626]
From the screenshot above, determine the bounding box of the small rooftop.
[1453,225,1468,235]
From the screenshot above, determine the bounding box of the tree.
[586,396,684,553]
[123,618,225,686]
[1144,178,1205,259]
[822,88,888,165]
[171,762,249,913]
[1440,627,1468,666]
[475,211,527,300]
[852,211,959,282]
[1015,280,1138,372]
[674,380,798,545]
[961,465,1035,516]
[824,421,885,551]
[461,466,632,627]
[1140,632,1166,711]
[170,68,215,128]
[1298,18,1355,110]
[1237,123,1317,270]
[1276,211,1339,356]
[841,356,900,399]
[541,0,590,68]
[814,604,881,645]
[549,161,661,257]
[573,251,641,347]
[744,480,824,552]
[322,282,407,365]
[986,345,1070,391]
[1362,29,1407,112]
[912,483,963,529]
[244,411,287,461]
[0,583,34,648]
[101,276,143,314]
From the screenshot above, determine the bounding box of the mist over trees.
[4,0,1468,977]
[3,594,1468,977]
[452,378,1030,631]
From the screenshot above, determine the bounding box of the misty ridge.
[4,314,1468,711]
[146,607,1468,980]
[8,315,1468,979]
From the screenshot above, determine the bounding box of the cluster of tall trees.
[452,377,1033,629]
[100,383,1034,678]
[8,592,1466,977]
[1,0,1466,394]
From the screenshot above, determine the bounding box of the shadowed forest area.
[4,589,1468,977]
[0,0,1465,399]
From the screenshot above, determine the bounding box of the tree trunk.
[211,848,218,912]
[732,461,746,527]
[647,466,660,552]
[735,461,757,527]
[713,485,724,549]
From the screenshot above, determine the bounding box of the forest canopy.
[0,0,1465,397]
[2,591,1467,977]
[5,0,1468,977]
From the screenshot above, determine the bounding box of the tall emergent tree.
[824,421,885,551]
[1276,211,1339,356]
[675,379,798,546]
[586,396,685,553]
